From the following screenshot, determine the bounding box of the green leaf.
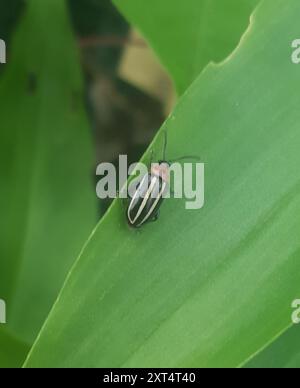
[113,0,260,93]
[0,328,29,368]
[25,0,300,367]
[245,326,300,368]
[0,0,96,343]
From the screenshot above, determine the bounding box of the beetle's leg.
[150,210,160,223]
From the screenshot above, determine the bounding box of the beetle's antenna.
[169,155,201,163]
[162,130,168,161]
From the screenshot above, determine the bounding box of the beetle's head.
[151,161,170,182]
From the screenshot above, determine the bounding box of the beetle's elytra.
[127,162,169,228]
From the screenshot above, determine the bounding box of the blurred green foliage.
[0,0,96,346]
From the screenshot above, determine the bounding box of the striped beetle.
[126,132,198,228]
[126,160,169,228]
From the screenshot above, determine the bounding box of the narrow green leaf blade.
[113,0,260,93]
[0,0,96,343]
[25,0,300,367]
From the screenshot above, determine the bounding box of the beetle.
[126,160,170,228]
[126,131,199,228]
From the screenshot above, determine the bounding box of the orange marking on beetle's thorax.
[151,163,170,182]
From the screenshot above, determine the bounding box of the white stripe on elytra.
[128,175,157,225]
[132,177,158,224]
[127,174,148,224]
[137,181,167,227]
